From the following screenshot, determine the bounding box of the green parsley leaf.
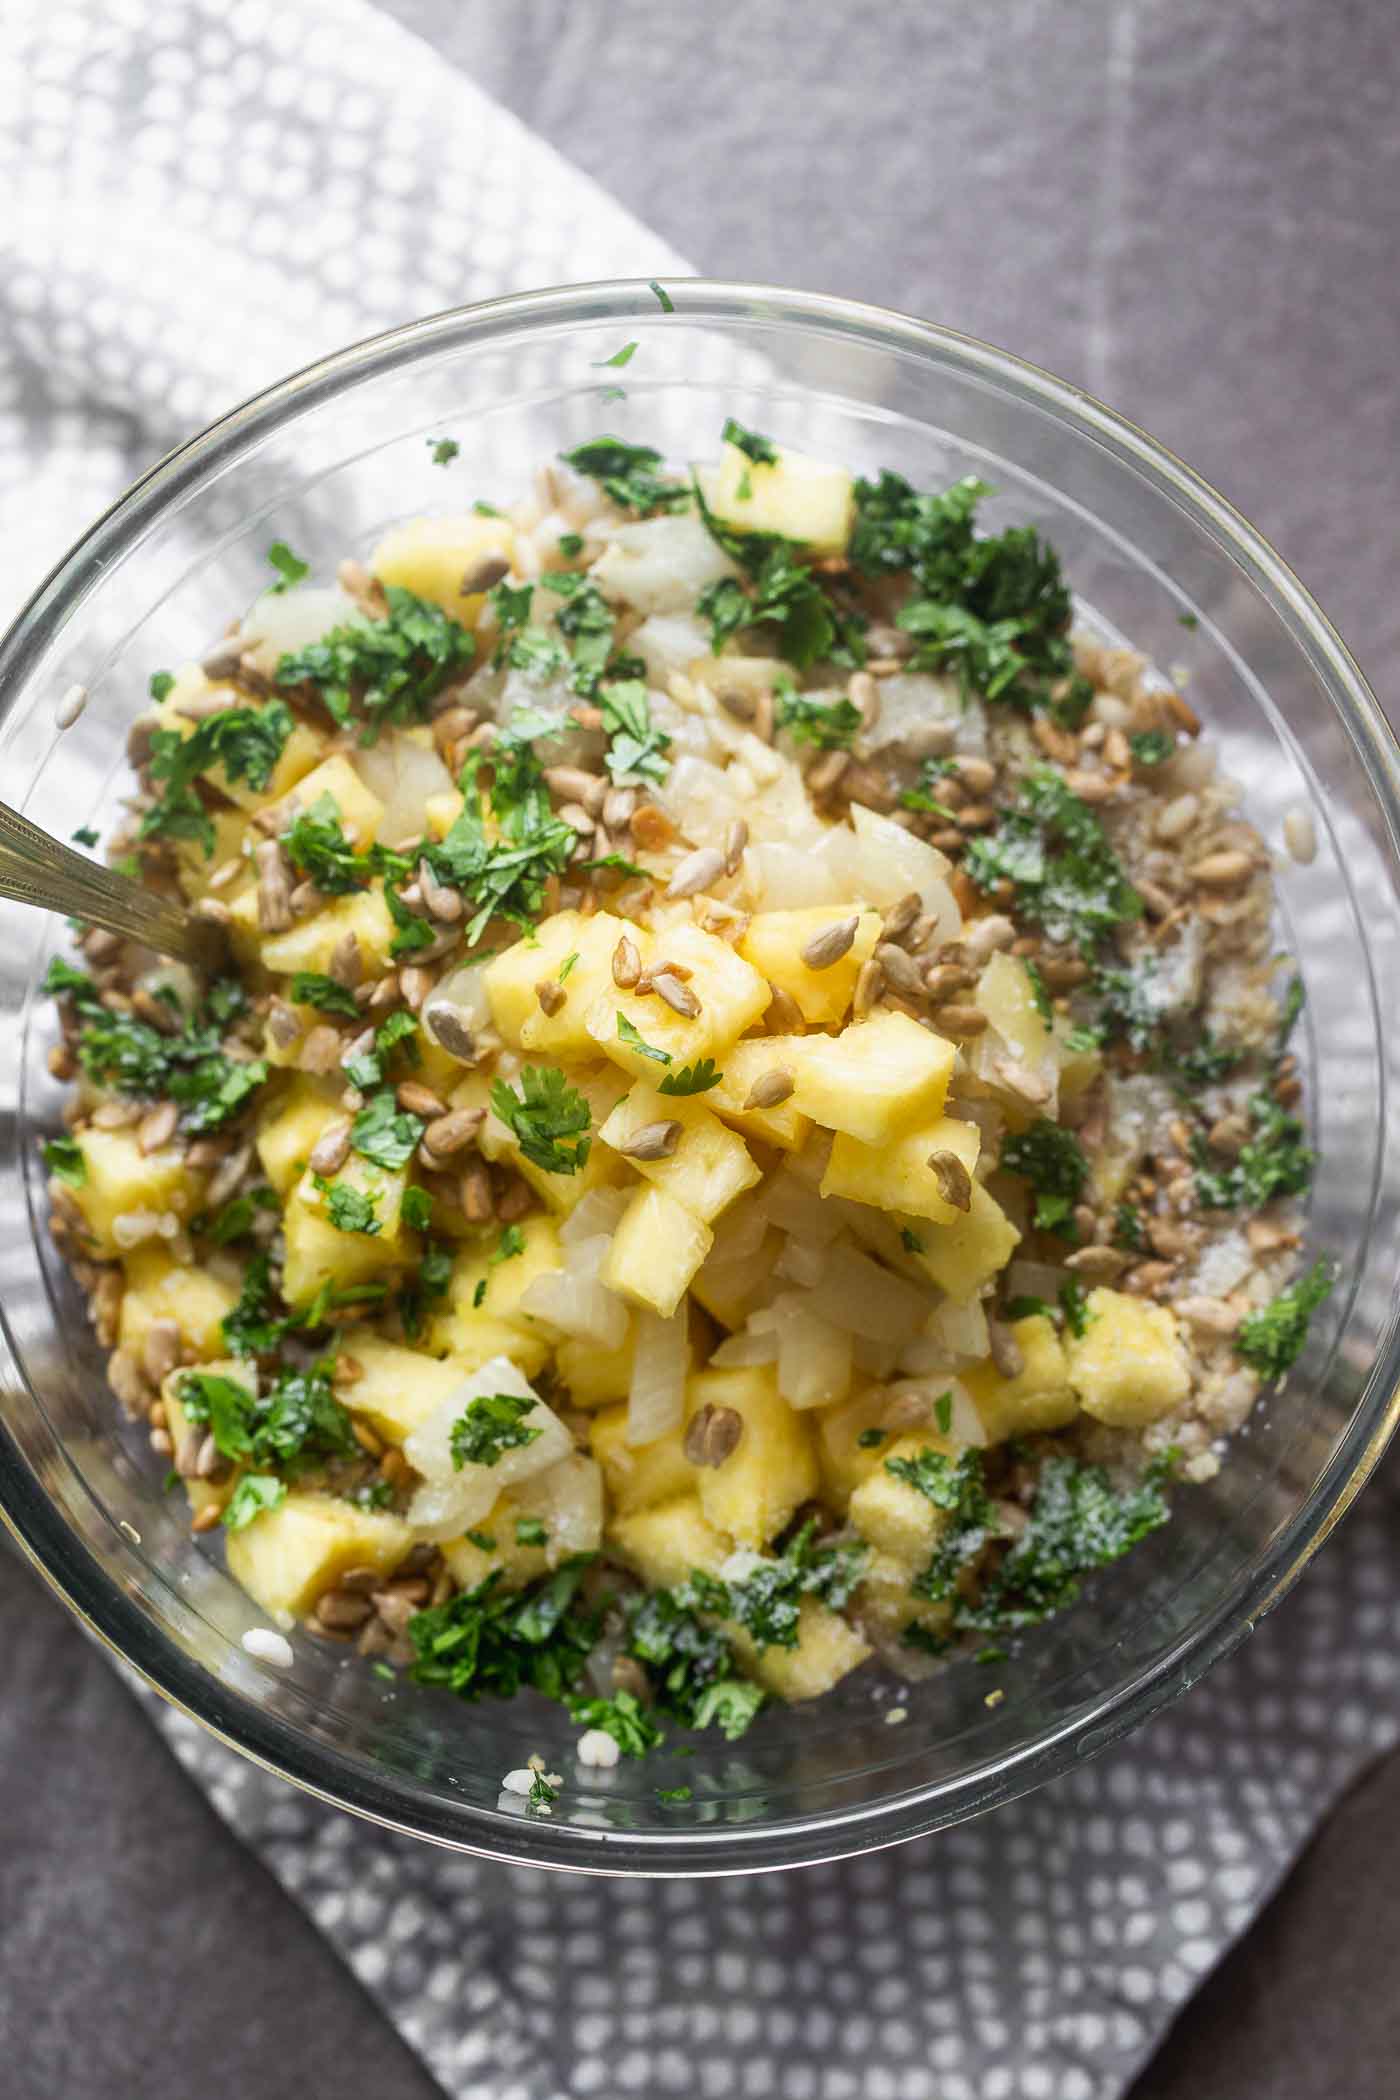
[515,1516,548,1548]
[558,531,584,557]
[41,1134,87,1187]
[450,1391,541,1468]
[934,1391,954,1435]
[567,1688,663,1756]
[141,701,295,855]
[288,970,360,1019]
[557,951,580,983]
[1192,1092,1313,1212]
[1113,1202,1149,1254]
[958,1455,1174,1630]
[55,968,269,1134]
[71,824,100,848]
[407,1559,602,1706]
[599,679,671,784]
[999,1118,1088,1233]
[205,1185,278,1246]
[594,341,638,369]
[527,1771,558,1809]
[577,851,650,880]
[148,670,175,703]
[491,1223,527,1266]
[384,880,436,959]
[690,1678,766,1740]
[424,730,575,944]
[428,437,460,465]
[656,1785,693,1802]
[1178,611,1200,630]
[323,1181,381,1236]
[658,1058,721,1097]
[1004,1295,1051,1321]
[1278,973,1305,1046]
[1129,730,1174,766]
[1236,1260,1334,1379]
[899,1226,926,1255]
[975,1644,1009,1665]
[473,499,503,518]
[491,1065,592,1176]
[472,1279,487,1309]
[266,541,309,592]
[275,585,474,738]
[401,1185,434,1233]
[1024,958,1052,1025]
[885,1448,996,1604]
[466,1529,497,1552]
[560,437,689,515]
[773,682,862,750]
[222,1474,287,1531]
[1058,1279,1094,1337]
[648,279,675,312]
[964,766,1142,955]
[856,1427,888,1449]
[721,418,779,465]
[351,1087,425,1172]
[617,1012,672,1065]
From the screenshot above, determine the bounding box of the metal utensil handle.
[0,798,224,970]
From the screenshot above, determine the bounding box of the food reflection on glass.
[40,417,1327,1774]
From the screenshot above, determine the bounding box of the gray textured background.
[4,2,1398,2094]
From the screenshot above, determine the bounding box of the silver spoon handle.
[0,799,225,971]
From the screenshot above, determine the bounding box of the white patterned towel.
[5,5,1399,2098]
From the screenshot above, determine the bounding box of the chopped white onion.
[590,514,739,615]
[626,1306,690,1446]
[520,1237,629,1348]
[352,730,452,844]
[559,1186,632,1249]
[239,586,363,675]
[816,1245,932,1345]
[773,1237,827,1289]
[403,1359,571,1540]
[771,1291,854,1408]
[758,1168,844,1246]
[423,959,494,1059]
[928,1294,990,1362]
[1005,1260,1070,1305]
[518,1453,604,1559]
[851,1334,904,1379]
[708,1325,780,1368]
[748,840,845,910]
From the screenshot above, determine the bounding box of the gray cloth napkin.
[5,4,1399,2096]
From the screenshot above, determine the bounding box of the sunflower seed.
[801,917,859,971]
[619,1119,683,1161]
[723,819,749,877]
[308,1119,352,1177]
[743,1068,795,1111]
[926,1148,972,1210]
[666,846,727,900]
[612,935,642,989]
[683,1403,743,1468]
[651,971,700,1017]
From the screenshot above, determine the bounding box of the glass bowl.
[3,281,1398,1876]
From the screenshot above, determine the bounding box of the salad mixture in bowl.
[38,416,1328,1776]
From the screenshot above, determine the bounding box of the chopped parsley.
[658,1058,721,1096]
[599,680,671,784]
[560,437,689,515]
[648,279,675,313]
[884,1448,997,1604]
[322,1181,381,1236]
[400,1185,434,1233]
[141,701,294,855]
[449,1391,541,1468]
[557,951,580,983]
[45,963,268,1134]
[1191,1092,1313,1212]
[71,825,99,848]
[466,1528,497,1552]
[41,1134,87,1187]
[558,532,584,558]
[282,793,386,894]
[773,682,862,750]
[567,1689,663,1756]
[491,1065,592,1175]
[149,670,175,703]
[288,971,360,1019]
[722,419,779,465]
[351,1087,425,1171]
[179,1360,358,1471]
[964,766,1142,955]
[542,572,617,695]
[857,1427,888,1449]
[398,1237,454,1342]
[957,1455,1174,1630]
[1236,1261,1335,1380]
[491,1223,527,1266]
[527,1772,557,1810]
[1278,973,1305,1047]
[384,879,436,960]
[408,1559,602,1705]
[900,1227,927,1254]
[266,541,309,592]
[1114,1201,1149,1254]
[656,1785,693,1803]
[222,1474,286,1531]
[1129,730,1174,766]
[205,1185,279,1246]
[594,340,638,369]
[999,1118,1088,1233]
[626,1581,766,1740]
[934,1392,954,1434]
[1024,958,1053,1025]
[515,1515,549,1548]
[427,437,460,465]
[423,727,576,944]
[617,1012,672,1064]
[275,585,475,740]
[1058,1279,1094,1337]
[694,529,862,673]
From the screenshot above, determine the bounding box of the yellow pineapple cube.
[848,1431,958,1562]
[426,1309,551,1381]
[118,1246,240,1360]
[586,921,769,1075]
[338,1332,468,1445]
[815,1386,897,1509]
[280,752,385,847]
[691,1364,818,1548]
[425,789,465,840]
[789,1010,956,1144]
[738,908,881,1027]
[369,512,515,622]
[608,1494,733,1588]
[556,1329,635,1409]
[913,1181,1021,1303]
[438,1215,562,1329]
[706,1036,813,1151]
[173,808,247,900]
[1066,1288,1190,1427]
[260,886,396,979]
[466,1063,631,1218]
[598,1080,760,1225]
[225,1489,412,1621]
[281,1156,408,1308]
[963,1314,1078,1443]
[855,1548,954,1646]
[156,671,323,811]
[976,950,1054,1069]
[255,1077,342,1196]
[603,1185,713,1318]
[741,1597,870,1700]
[441,1492,551,1593]
[485,911,644,1059]
[696,442,854,555]
[820,1114,981,1224]
[70,1128,205,1257]
[590,1404,696,1514]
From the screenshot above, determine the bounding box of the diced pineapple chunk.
[260,886,396,978]
[963,1314,1078,1443]
[439,1215,562,1330]
[173,808,247,900]
[738,908,881,1027]
[603,1185,713,1318]
[425,789,465,840]
[69,1128,205,1257]
[426,1308,551,1381]
[820,1114,980,1224]
[459,1063,631,1218]
[255,1077,342,1195]
[338,1332,469,1445]
[118,1247,239,1360]
[441,1490,550,1593]
[485,911,643,1059]
[281,1156,408,1308]
[162,1365,242,1518]
[698,442,854,556]
[598,1081,760,1225]
[156,672,322,811]
[587,922,769,1075]
[369,513,515,622]
[690,1364,818,1548]
[977,950,1054,1069]
[280,752,384,847]
[741,1597,870,1701]
[815,1386,897,1509]
[913,1181,1021,1303]
[789,1010,956,1144]
[1066,1288,1190,1427]
[854,1549,954,1647]
[847,1431,957,1563]
[225,1490,412,1621]
[590,1405,696,1514]
[706,1036,813,1151]
[608,1494,733,1588]
[555,1329,635,1408]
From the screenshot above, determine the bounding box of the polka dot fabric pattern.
[7,3,1400,2094]
[147,1492,1400,2100]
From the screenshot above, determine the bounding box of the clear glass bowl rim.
[3,276,1399,1877]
